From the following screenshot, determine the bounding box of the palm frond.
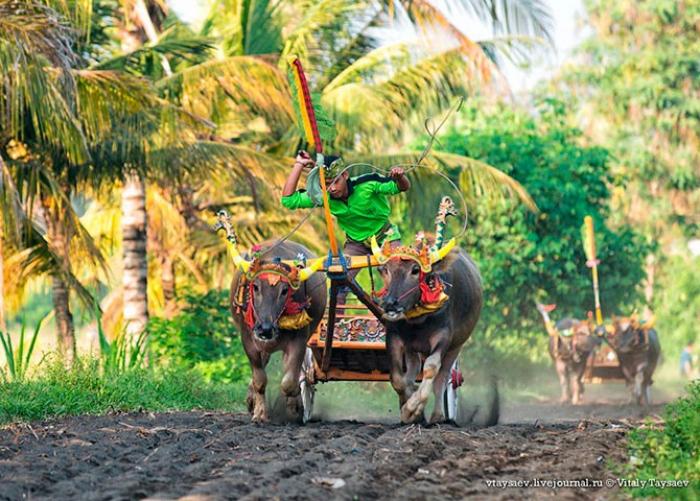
[202,0,284,57]
[357,151,536,211]
[0,1,91,164]
[397,0,554,45]
[6,228,98,312]
[323,46,484,151]
[0,1,78,70]
[93,36,216,74]
[157,56,293,138]
[280,0,366,69]
[477,34,549,66]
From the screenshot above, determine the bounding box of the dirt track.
[0,399,665,501]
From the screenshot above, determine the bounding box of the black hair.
[323,155,341,168]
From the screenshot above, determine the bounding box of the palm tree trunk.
[43,197,76,358]
[0,214,6,333]
[161,254,176,317]
[0,154,7,333]
[122,171,148,338]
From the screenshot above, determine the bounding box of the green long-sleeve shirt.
[281,173,402,243]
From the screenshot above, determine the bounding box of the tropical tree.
[424,99,648,362]
[554,0,700,309]
[1,0,96,353]
[96,0,554,315]
[1,0,213,355]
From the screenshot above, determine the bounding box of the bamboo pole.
[584,216,603,325]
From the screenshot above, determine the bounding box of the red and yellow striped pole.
[288,57,338,256]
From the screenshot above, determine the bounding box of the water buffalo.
[371,237,482,424]
[535,304,599,404]
[227,239,326,423]
[607,316,660,405]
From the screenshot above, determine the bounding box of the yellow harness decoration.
[404,291,450,319]
[279,310,313,330]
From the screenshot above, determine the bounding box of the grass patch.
[0,357,247,424]
[623,380,699,499]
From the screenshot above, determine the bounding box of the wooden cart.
[583,344,625,383]
[289,58,462,423]
[299,298,463,423]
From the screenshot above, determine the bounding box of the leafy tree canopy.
[558,0,700,238]
[418,99,649,358]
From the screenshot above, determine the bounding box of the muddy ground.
[0,395,666,501]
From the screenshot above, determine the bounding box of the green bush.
[624,381,700,498]
[0,356,246,424]
[655,255,700,362]
[148,289,250,384]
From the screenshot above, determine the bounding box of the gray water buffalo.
[227,239,326,423]
[607,316,660,405]
[371,237,483,424]
[536,304,600,404]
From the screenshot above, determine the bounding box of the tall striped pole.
[288,57,339,256]
[583,216,603,325]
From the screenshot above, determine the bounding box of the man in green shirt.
[281,150,410,301]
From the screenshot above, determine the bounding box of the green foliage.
[562,0,700,236]
[0,315,46,381]
[422,99,649,361]
[624,381,700,498]
[654,255,700,360]
[0,357,246,424]
[97,317,148,375]
[148,289,250,384]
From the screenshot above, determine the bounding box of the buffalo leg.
[387,335,412,407]
[570,371,583,405]
[242,337,270,423]
[634,367,646,405]
[404,351,421,402]
[248,356,269,423]
[281,333,307,422]
[555,359,571,403]
[402,335,448,424]
[429,348,460,424]
[643,383,652,406]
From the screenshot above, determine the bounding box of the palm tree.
[90,0,552,317]
[1,0,94,354]
[1,0,215,355]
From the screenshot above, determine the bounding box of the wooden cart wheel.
[300,347,316,423]
[443,359,462,423]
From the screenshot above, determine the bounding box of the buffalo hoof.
[401,397,427,424]
[285,396,303,424]
[428,412,447,425]
[251,406,270,424]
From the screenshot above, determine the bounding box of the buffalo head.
[607,316,645,354]
[371,236,455,322]
[227,238,321,341]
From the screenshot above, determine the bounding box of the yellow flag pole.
[584,216,603,325]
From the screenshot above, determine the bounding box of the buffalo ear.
[431,247,460,273]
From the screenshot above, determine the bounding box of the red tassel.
[244,282,256,329]
[419,272,443,304]
[283,298,309,316]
